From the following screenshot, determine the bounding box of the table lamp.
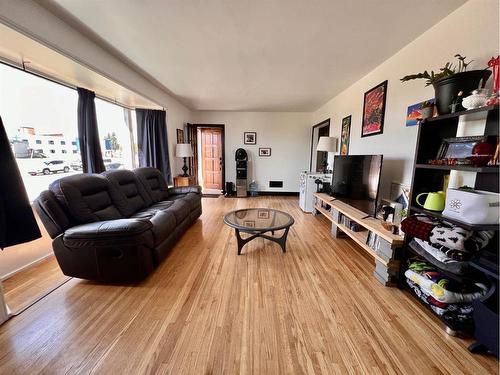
[175,143,193,177]
[316,136,338,173]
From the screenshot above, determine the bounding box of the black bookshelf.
[401,104,499,342]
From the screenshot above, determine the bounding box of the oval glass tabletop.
[223,208,294,232]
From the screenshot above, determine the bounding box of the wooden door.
[201,128,222,190]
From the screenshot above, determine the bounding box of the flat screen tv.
[330,155,383,217]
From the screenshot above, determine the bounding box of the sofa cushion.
[63,218,154,248]
[167,199,190,224]
[167,193,201,211]
[131,207,176,245]
[50,174,123,224]
[102,169,152,216]
[134,167,169,203]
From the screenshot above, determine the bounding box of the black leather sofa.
[34,167,202,282]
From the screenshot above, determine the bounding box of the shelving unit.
[313,193,403,282]
[401,104,499,344]
[414,164,499,173]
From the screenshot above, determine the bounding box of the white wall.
[311,0,499,199]
[192,111,311,192]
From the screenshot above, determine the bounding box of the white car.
[28,160,71,175]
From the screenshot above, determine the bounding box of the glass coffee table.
[223,208,294,255]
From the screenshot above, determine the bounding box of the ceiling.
[47,0,467,112]
[0,23,159,109]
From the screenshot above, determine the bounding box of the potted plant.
[401,54,491,115]
[419,100,434,119]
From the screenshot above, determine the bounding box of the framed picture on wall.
[258,147,271,156]
[340,115,351,155]
[176,129,184,143]
[244,132,257,145]
[361,80,387,137]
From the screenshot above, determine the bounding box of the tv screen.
[331,155,383,216]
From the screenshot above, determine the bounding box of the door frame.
[192,124,226,192]
[309,118,330,172]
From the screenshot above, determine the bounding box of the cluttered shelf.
[409,206,500,231]
[421,105,498,124]
[402,282,474,334]
[406,241,487,284]
[414,164,499,173]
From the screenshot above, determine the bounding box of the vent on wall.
[269,181,283,188]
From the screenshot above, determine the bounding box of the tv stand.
[313,193,404,286]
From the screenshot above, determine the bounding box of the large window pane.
[0,64,80,202]
[95,98,133,170]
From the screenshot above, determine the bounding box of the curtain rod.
[0,57,156,111]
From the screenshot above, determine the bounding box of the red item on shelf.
[488,56,499,93]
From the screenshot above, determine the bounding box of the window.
[61,150,67,154]
[0,63,79,201]
[71,141,77,146]
[95,99,134,170]
[73,150,78,154]
[60,140,66,145]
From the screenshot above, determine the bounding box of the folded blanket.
[411,239,471,275]
[401,214,438,241]
[429,223,494,252]
[406,279,474,325]
[404,268,486,303]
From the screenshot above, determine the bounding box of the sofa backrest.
[34,190,72,239]
[134,167,169,203]
[102,169,152,216]
[49,174,124,224]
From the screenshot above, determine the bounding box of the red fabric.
[400,215,435,241]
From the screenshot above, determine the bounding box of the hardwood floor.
[3,255,68,314]
[0,196,496,374]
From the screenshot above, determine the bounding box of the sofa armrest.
[64,218,152,240]
[168,185,202,195]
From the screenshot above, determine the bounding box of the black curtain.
[77,87,105,173]
[0,116,41,249]
[136,109,171,183]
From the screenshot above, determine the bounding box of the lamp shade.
[316,136,338,152]
[175,143,193,158]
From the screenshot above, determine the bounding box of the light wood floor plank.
[0,196,497,374]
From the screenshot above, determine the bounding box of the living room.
[0,0,499,374]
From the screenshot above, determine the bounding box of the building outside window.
[95,98,134,170]
[0,63,80,201]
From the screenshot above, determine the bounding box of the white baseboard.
[0,252,54,281]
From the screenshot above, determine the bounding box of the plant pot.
[432,70,492,115]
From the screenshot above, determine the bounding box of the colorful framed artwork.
[361,80,388,137]
[244,132,257,145]
[405,99,435,126]
[258,147,271,156]
[340,115,351,155]
[176,129,184,143]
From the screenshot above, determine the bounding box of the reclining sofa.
[34,167,202,282]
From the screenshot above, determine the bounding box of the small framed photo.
[176,129,184,143]
[436,136,488,159]
[257,210,270,219]
[243,220,255,227]
[244,132,257,145]
[258,147,271,157]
